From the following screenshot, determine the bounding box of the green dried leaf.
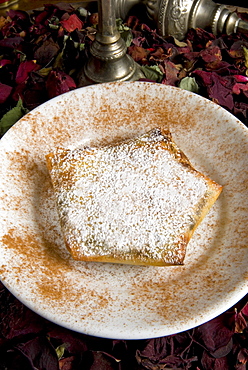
[15,50,27,63]
[38,67,53,77]
[121,30,133,47]
[173,37,187,47]
[116,18,130,32]
[55,343,67,360]
[49,24,59,30]
[116,18,133,47]
[0,99,29,136]
[52,36,68,70]
[140,65,163,82]
[77,7,89,17]
[179,76,199,93]
[243,46,248,69]
[53,50,64,70]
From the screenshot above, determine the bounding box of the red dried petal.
[16,336,59,370]
[193,70,234,110]
[161,60,179,86]
[46,70,76,99]
[229,40,248,59]
[34,10,50,25]
[82,351,117,370]
[12,82,26,101]
[233,83,248,95]
[48,326,88,354]
[0,83,12,103]
[241,302,248,317]
[6,9,29,21]
[54,3,75,12]
[235,310,247,333]
[59,356,76,370]
[0,59,12,67]
[149,46,167,61]
[33,39,60,65]
[193,312,234,353]
[234,75,248,83]
[237,348,248,364]
[200,46,222,63]
[201,350,230,370]
[128,45,149,62]
[193,69,212,85]
[0,36,23,49]
[15,60,40,84]
[0,284,43,341]
[60,14,83,33]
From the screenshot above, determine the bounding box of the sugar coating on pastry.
[46,128,222,266]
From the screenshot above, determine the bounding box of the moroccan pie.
[46,128,222,266]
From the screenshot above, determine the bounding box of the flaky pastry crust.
[46,128,222,266]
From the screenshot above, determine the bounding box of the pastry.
[46,128,222,266]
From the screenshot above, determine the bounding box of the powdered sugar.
[48,129,210,265]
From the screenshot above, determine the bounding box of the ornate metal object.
[78,0,248,84]
[80,0,144,84]
[116,0,248,40]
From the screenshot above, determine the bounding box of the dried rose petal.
[11,82,26,102]
[53,3,75,12]
[0,83,12,104]
[235,310,247,333]
[89,13,98,26]
[193,312,235,353]
[0,15,11,30]
[46,70,76,99]
[59,356,76,370]
[161,60,179,86]
[128,45,149,62]
[6,9,30,22]
[82,351,117,370]
[60,14,83,33]
[33,39,60,65]
[200,45,222,63]
[16,336,59,370]
[33,9,51,25]
[15,60,40,84]
[234,75,248,83]
[193,70,234,110]
[237,348,248,365]
[149,46,166,61]
[233,83,248,95]
[234,101,248,122]
[229,40,248,59]
[0,36,23,49]
[48,326,88,354]
[241,302,248,317]
[186,27,215,49]
[193,69,212,85]
[0,59,12,67]
[0,283,43,341]
[201,350,230,370]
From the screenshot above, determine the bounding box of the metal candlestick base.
[78,0,144,85]
[84,32,143,83]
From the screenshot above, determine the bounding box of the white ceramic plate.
[0,81,248,340]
